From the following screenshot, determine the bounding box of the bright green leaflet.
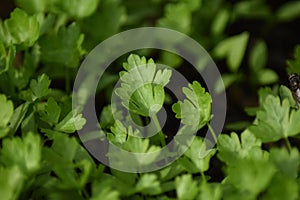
[135,174,161,195]
[249,95,300,143]
[217,130,263,166]
[181,137,216,173]
[54,110,86,133]
[115,54,171,117]
[173,81,212,130]
[0,8,39,47]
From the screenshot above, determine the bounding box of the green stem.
[208,123,218,143]
[284,137,292,152]
[151,113,166,147]
[200,171,206,183]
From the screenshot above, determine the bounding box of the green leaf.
[199,182,222,200]
[158,3,191,34]
[175,174,198,199]
[100,104,123,130]
[12,44,39,90]
[0,42,15,74]
[44,133,92,164]
[279,85,296,108]
[233,0,271,19]
[217,130,263,166]
[261,173,299,200]
[213,32,249,72]
[0,8,39,47]
[107,121,161,168]
[43,134,94,189]
[249,95,300,142]
[40,97,61,126]
[269,148,300,179]
[51,0,99,18]
[122,134,160,154]
[129,84,165,116]
[256,69,278,85]
[0,132,41,173]
[45,189,86,200]
[39,23,85,68]
[135,174,161,195]
[91,177,120,200]
[54,110,86,133]
[21,111,36,134]
[211,9,230,36]
[30,73,51,101]
[0,94,14,138]
[287,45,300,75]
[115,54,171,117]
[14,0,47,14]
[0,128,10,139]
[110,169,137,190]
[160,51,183,69]
[172,81,212,130]
[226,158,275,197]
[0,166,24,200]
[109,120,129,145]
[180,0,202,12]
[249,40,267,70]
[80,0,126,50]
[8,102,30,136]
[253,86,276,109]
[183,137,216,173]
[276,1,300,22]
[214,73,240,94]
[158,161,185,182]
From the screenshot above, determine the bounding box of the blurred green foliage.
[1,0,300,199]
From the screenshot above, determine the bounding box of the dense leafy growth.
[1,0,300,199]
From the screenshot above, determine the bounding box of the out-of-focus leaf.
[213,32,249,72]
[14,0,47,14]
[0,132,41,173]
[249,40,267,70]
[39,23,85,68]
[175,174,198,199]
[0,166,24,200]
[0,8,39,47]
[211,9,230,36]
[276,1,300,22]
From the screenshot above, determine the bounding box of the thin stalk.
[284,137,292,152]
[208,123,218,143]
[200,170,206,183]
[151,113,166,147]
